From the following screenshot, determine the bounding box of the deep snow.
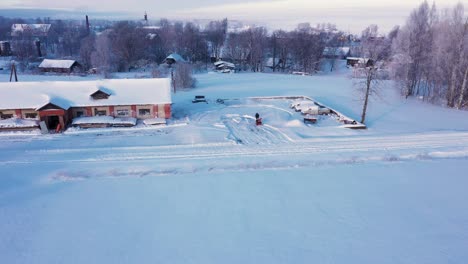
[1,69,468,264]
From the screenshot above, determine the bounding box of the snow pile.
[0,118,39,128]
[284,119,303,127]
[143,118,166,125]
[72,116,137,126]
[113,117,137,126]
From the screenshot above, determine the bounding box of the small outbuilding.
[346,57,373,67]
[39,59,82,74]
[0,41,11,56]
[214,60,235,73]
[164,53,186,65]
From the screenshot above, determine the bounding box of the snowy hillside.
[1,71,468,264]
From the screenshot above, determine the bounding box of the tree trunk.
[361,68,373,124]
[448,66,458,107]
[457,67,468,109]
[272,35,277,72]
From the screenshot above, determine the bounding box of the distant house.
[322,47,350,60]
[164,53,186,65]
[39,59,82,74]
[346,57,373,67]
[11,24,51,37]
[0,41,11,56]
[0,78,172,131]
[214,60,235,73]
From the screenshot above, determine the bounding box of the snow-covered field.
[1,70,468,263]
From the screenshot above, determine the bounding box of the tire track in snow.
[222,114,291,145]
[2,131,468,165]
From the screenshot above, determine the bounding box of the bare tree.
[173,63,196,90]
[391,1,436,98]
[289,24,324,74]
[110,21,146,71]
[224,31,250,70]
[355,25,387,124]
[91,32,116,78]
[79,34,95,71]
[206,18,228,59]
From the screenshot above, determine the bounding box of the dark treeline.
[0,16,350,74]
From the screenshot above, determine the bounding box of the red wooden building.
[0,78,172,131]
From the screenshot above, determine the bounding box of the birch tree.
[356,25,386,124]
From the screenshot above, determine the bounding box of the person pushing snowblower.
[255,113,262,126]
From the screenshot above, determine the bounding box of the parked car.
[317,106,331,115]
[301,105,320,115]
[290,100,314,112]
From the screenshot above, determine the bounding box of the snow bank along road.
[1,131,468,179]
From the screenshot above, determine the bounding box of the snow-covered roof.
[146,33,157,40]
[346,57,369,63]
[323,47,350,56]
[11,24,51,37]
[142,26,161,30]
[214,61,235,68]
[39,59,78,69]
[165,53,186,63]
[0,78,172,111]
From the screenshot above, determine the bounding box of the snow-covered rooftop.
[39,59,78,69]
[142,26,161,30]
[0,78,172,110]
[165,53,186,63]
[11,24,51,36]
[323,47,350,56]
[214,61,235,68]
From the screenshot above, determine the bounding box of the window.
[138,109,151,116]
[90,90,110,100]
[116,109,130,117]
[25,113,37,119]
[76,111,84,117]
[1,114,13,119]
[95,110,107,116]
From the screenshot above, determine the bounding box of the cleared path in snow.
[1,131,468,168]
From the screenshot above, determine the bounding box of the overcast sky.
[1,0,465,33]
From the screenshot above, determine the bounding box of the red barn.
[0,78,172,132]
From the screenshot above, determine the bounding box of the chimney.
[144,12,148,23]
[35,40,42,57]
[86,15,90,34]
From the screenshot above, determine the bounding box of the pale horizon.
[0,0,466,33]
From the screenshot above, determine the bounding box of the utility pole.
[10,61,18,82]
[171,69,176,93]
